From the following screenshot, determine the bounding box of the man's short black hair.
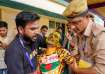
[0,21,8,29]
[15,11,40,28]
[41,25,48,30]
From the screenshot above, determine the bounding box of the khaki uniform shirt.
[78,19,105,74]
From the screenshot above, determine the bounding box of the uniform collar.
[83,19,93,37]
[83,19,105,37]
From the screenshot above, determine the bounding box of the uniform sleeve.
[5,47,24,74]
[57,48,74,64]
[93,32,105,74]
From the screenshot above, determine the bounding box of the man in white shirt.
[0,21,10,74]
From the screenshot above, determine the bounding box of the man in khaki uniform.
[63,0,105,74]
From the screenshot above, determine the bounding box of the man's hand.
[69,58,78,72]
[69,59,97,74]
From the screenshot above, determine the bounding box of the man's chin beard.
[23,36,34,43]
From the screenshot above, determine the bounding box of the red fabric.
[45,64,52,70]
